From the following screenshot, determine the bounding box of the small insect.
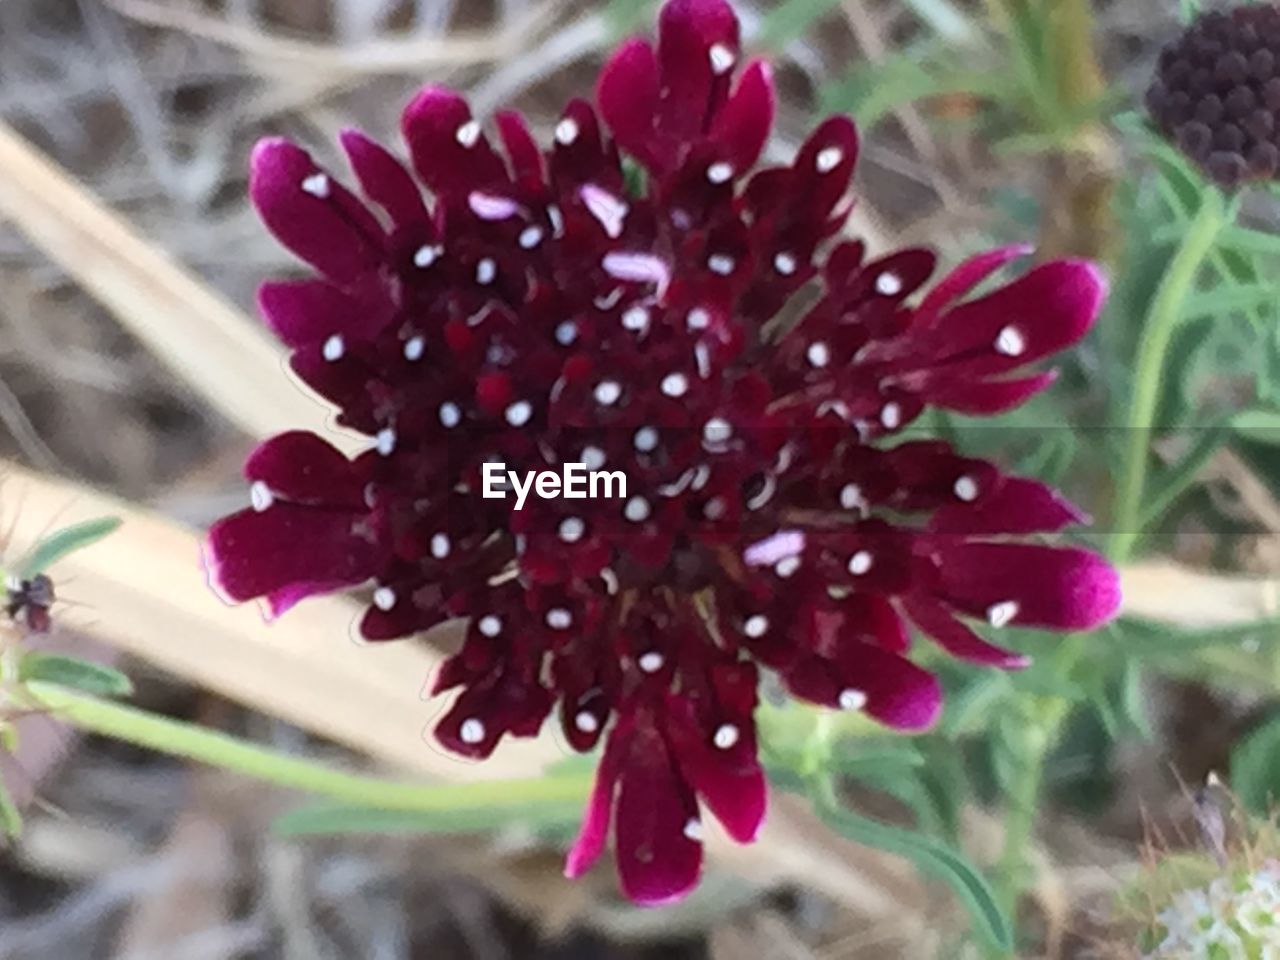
[5,573,55,634]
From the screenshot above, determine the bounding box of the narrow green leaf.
[18,517,122,579]
[1233,408,1280,447]
[0,779,21,839]
[1230,712,1280,814]
[1112,617,1280,658]
[19,653,134,698]
[1216,226,1280,257]
[758,0,843,48]
[1183,283,1280,321]
[275,799,582,837]
[812,783,1011,951]
[821,48,1002,130]
[902,0,974,41]
[1139,419,1233,529]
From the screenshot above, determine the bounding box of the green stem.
[1112,188,1229,564]
[26,682,591,813]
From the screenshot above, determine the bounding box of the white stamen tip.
[703,497,727,520]
[249,481,273,513]
[519,225,544,249]
[459,718,485,744]
[555,117,580,146]
[555,321,578,346]
[634,426,659,452]
[848,551,873,576]
[581,184,629,240]
[707,254,735,276]
[300,173,330,198]
[622,306,650,332]
[839,688,868,711]
[468,192,519,220]
[707,161,733,184]
[713,723,740,750]
[375,428,396,456]
[574,711,599,734]
[807,342,831,368]
[661,372,689,397]
[581,446,607,471]
[439,402,462,428]
[987,601,1019,628]
[476,258,497,285]
[414,245,442,269]
[623,496,651,523]
[995,325,1027,357]
[505,401,533,427]
[953,475,979,502]
[774,555,802,578]
[703,416,733,445]
[456,120,481,148]
[594,380,622,406]
[840,484,864,510]
[687,307,711,331]
[602,252,670,294]
[744,529,805,568]
[478,615,502,637]
[373,586,396,611]
[559,517,586,543]
[404,336,426,361]
[709,42,736,75]
[744,615,769,639]
[430,533,451,559]
[816,146,844,173]
[545,608,573,630]
[875,271,904,296]
[880,402,902,430]
[322,334,344,362]
[774,252,798,275]
[683,817,704,842]
[638,651,664,673]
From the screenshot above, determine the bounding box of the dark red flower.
[206,0,1121,905]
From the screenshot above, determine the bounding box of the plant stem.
[1112,187,1228,564]
[25,681,591,813]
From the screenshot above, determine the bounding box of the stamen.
[839,688,868,711]
[559,517,586,543]
[404,336,426,361]
[880,402,902,430]
[706,161,733,184]
[581,446,606,471]
[414,245,442,269]
[744,615,769,639]
[455,120,481,148]
[622,306,650,332]
[476,258,497,285]
[519,225,544,249]
[373,587,396,611]
[430,533,451,559]
[249,481,273,513]
[505,401,533,427]
[774,252,798,275]
[594,380,622,406]
[687,307,710,330]
[661,372,689,397]
[300,173,330,198]
[807,342,831,368]
[322,334,344,362]
[459,717,485,744]
[439,402,462,428]
[545,608,573,629]
[683,818,704,842]
[709,42,736,75]
[478,615,502,637]
[555,117,580,146]
[987,601,1019,628]
[875,271,904,296]
[953,475,979,502]
[634,426,659,452]
[995,325,1027,357]
[375,428,396,456]
[624,496,651,523]
[581,184,629,240]
[816,146,844,173]
[574,711,599,734]
[713,723,740,749]
[848,551,873,576]
[638,651,664,673]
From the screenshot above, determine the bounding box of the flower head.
[207,0,1120,905]
[1147,3,1280,187]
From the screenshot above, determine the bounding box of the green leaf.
[1216,226,1280,257]
[17,517,122,579]
[1139,418,1233,529]
[902,0,975,42]
[19,653,134,698]
[275,799,582,837]
[1234,408,1280,447]
[1230,712,1280,814]
[821,47,1002,130]
[0,779,21,839]
[1111,617,1280,658]
[1183,283,1280,321]
[811,780,1011,951]
[758,0,843,48]
[942,672,1014,738]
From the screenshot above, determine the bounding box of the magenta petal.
[614,729,702,905]
[565,743,620,879]
[264,580,350,618]
[495,110,544,188]
[597,39,661,169]
[917,244,1032,320]
[931,371,1058,414]
[656,0,739,142]
[206,505,380,604]
[934,543,1122,630]
[931,476,1087,535]
[401,86,507,197]
[784,647,942,731]
[339,129,428,230]
[690,754,765,844]
[245,431,366,508]
[250,138,384,284]
[707,60,774,171]
[902,595,1030,669]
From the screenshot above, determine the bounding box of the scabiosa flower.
[206,0,1120,905]
[1147,3,1280,187]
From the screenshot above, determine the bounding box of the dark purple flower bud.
[205,0,1121,905]
[1148,3,1280,187]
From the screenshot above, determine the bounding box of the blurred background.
[1,0,1279,957]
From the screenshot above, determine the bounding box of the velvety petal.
[250,139,385,284]
[401,86,508,197]
[564,737,621,879]
[206,505,380,604]
[933,543,1122,630]
[264,580,351,619]
[258,278,395,348]
[656,0,739,142]
[614,726,703,905]
[929,371,1058,414]
[916,244,1033,320]
[707,60,774,171]
[494,110,544,188]
[902,595,1030,668]
[244,431,366,508]
[339,128,429,229]
[930,476,1087,535]
[783,646,942,731]
[597,39,661,169]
